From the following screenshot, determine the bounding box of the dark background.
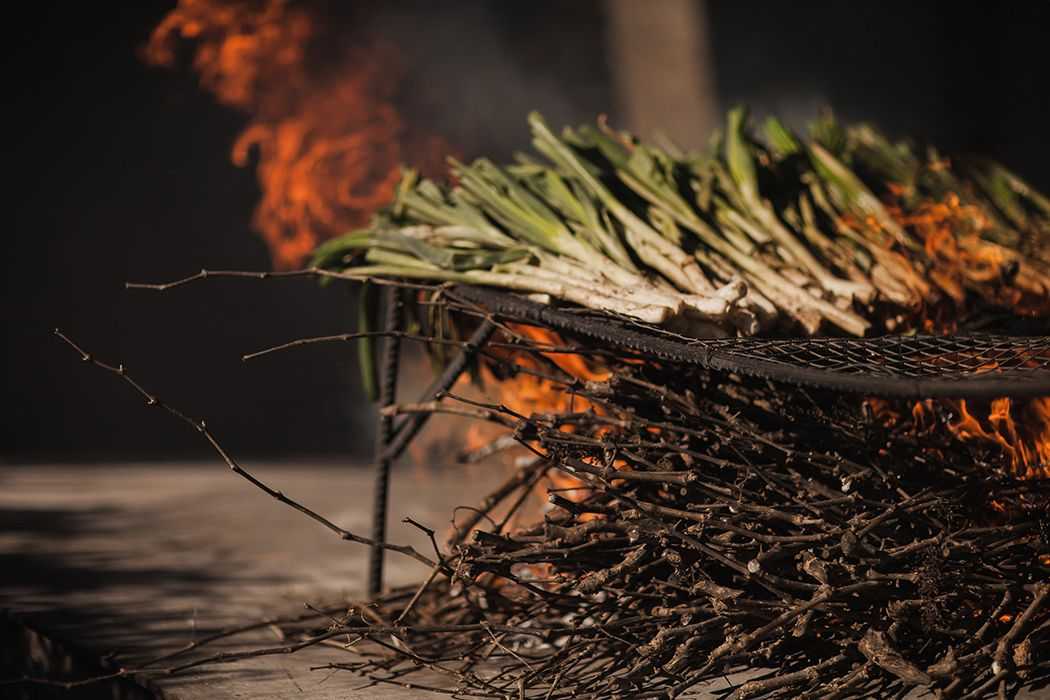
[5,1,1049,463]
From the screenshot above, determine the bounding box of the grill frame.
[448,284,1050,399]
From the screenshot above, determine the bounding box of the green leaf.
[690,160,715,211]
[809,110,848,157]
[764,116,802,158]
[566,122,632,170]
[310,230,373,269]
[809,143,914,249]
[356,282,378,402]
[391,168,419,218]
[847,124,918,191]
[426,289,451,372]
[724,106,759,201]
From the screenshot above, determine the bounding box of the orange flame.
[499,325,611,500]
[493,324,610,419]
[880,188,1050,480]
[145,0,448,269]
[902,194,1000,304]
[888,191,1050,326]
[948,398,1050,479]
[866,398,900,427]
[461,324,612,498]
[146,6,1049,492]
[873,394,1050,479]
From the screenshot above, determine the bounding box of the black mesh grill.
[448,285,1050,399]
[700,334,1050,378]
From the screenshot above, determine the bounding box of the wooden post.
[605,0,718,150]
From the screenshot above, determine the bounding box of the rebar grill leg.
[368,286,402,598]
[368,310,497,597]
[380,319,498,464]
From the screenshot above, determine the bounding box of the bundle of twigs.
[312,109,1050,338]
[288,109,1050,696]
[42,309,1050,700]
[261,330,1048,699]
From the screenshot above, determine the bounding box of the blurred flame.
[463,424,488,454]
[145,0,448,269]
[504,325,609,501]
[911,399,934,432]
[948,398,1050,479]
[145,4,1049,493]
[473,324,612,499]
[871,392,1050,479]
[879,190,1050,480]
[890,191,1050,321]
[866,398,900,427]
[902,194,1003,306]
[485,323,609,419]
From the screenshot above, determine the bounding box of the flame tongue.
[464,324,612,498]
[480,323,608,431]
[905,194,1004,305]
[146,0,447,269]
[949,398,1050,479]
[880,185,1050,480]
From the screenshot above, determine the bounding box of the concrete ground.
[1,462,508,699]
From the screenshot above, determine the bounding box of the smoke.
[360,1,616,162]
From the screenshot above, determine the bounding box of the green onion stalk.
[312,109,1050,338]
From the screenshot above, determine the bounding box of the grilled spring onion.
[313,109,1050,337]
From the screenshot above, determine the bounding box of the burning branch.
[231,335,1046,698]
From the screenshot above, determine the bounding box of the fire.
[460,323,612,499]
[145,0,448,269]
[875,395,1050,480]
[948,398,1050,479]
[497,325,611,501]
[446,323,609,444]
[462,423,489,455]
[911,399,934,432]
[145,3,593,504]
[493,324,610,418]
[877,186,1050,480]
[866,398,900,427]
[888,190,1050,325]
[901,194,1003,306]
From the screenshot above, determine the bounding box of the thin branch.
[126,267,441,292]
[243,330,469,361]
[53,329,438,570]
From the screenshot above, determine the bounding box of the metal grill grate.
[449,285,1050,399]
[702,335,1050,378]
